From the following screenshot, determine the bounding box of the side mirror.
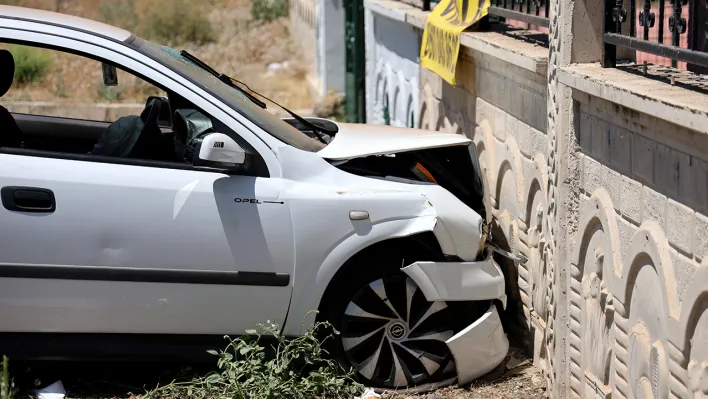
[191,133,249,171]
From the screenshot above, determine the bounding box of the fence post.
[602,0,618,67]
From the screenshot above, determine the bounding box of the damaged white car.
[0,5,509,389]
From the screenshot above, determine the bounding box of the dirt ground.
[379,347,547,399]
[0,0,313,110]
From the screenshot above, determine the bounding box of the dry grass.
[0,0,313,109]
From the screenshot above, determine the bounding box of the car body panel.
[0,153,294,333]
[316,122,471,161]
[401,250,507,308]
[445,304,509,385]
[0,5,132,41]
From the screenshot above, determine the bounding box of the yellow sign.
[420,0,490,84]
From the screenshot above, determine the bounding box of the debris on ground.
[357,388,382,399]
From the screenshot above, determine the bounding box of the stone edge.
[559,63,708,135]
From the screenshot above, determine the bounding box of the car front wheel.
[324,272,457,389]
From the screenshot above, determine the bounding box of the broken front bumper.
[401,249,509,385]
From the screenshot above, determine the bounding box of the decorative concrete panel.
[364,9,420,127]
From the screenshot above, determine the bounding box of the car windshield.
[129,37,325,152]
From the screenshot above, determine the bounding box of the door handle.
[1,186,56,213]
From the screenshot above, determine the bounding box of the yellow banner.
[420,0,490,85]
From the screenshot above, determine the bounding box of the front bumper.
[401,249,509,385]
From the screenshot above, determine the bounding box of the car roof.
[0,5,132,42]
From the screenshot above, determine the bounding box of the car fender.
[283,214,439,336]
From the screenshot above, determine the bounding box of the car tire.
[318,251,458,389]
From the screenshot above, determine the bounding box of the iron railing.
[489,0,550,28]
[392,0,551,27]
[603,0,708,71]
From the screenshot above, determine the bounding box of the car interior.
[0,46,266,175]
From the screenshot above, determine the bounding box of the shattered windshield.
[129,37,325,152]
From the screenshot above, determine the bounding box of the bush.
[1,355,15,399]
[251,0,289,22]
[140,0,215,45]
[98,0,139,32]
[8,45,52,85]
[142,319,364,399]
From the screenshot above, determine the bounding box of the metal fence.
[489,0,550,28]
[603,0,708,73]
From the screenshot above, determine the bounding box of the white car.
[0,5,509,389]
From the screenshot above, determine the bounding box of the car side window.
[0,43,267,176]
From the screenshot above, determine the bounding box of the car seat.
[0,50,22,148]
[92,98,173,161]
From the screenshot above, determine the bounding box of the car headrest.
[0,50,14,98]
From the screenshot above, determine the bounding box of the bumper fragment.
[400,249,506,308]
[445,303,509,385]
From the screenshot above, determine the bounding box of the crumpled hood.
[316,122,471,161]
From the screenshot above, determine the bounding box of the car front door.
[0,30,294,337]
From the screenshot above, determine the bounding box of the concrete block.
[531,127,547,159]
[672,249,697,303]
[631,133,656,184]
[494,108,507,142]
[695,213,708,263]
[584,156,603,196]
[620,176,642,224]
[676,152,695,210]
[642,186,667,231]
[667,199,695,256]
[654,143,680,197]
[578,112,593,154]
[695,158,708,215]
[608,125,632,175]
[605,167,623,213]
[618,216,637,255]
[518,121,533,159]
[591,116,610,162]
[505,113,519,141]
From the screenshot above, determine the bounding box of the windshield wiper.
[180,50,334,144]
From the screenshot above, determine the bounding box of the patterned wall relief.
[612,221,677,399]
[570,190,622,399]
[672,262,708,398]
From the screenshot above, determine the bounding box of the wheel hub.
[340,275,455,388]
[387,321,407,340]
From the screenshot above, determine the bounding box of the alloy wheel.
[340,275,455,388]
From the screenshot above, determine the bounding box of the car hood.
[316,122,471,161]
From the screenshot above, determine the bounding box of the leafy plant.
[140,0,215,45]
[8,45,52,85]
[1,355,15,399]
[97,85,124,101]
[142,319,364,399]
[251,0,289,22]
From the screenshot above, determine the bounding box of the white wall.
[364,8,420,127]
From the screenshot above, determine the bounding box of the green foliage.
[97,85,124,101]
[143,319,364,399]
[1,355,15,399]
[98,0,139,32]
[141,0,215,45]
[8,45,52,85]
[251,0,289,22]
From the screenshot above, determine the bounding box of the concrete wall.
[290,0,345,98]
[364,6,420,126]
[364,1,708,397]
